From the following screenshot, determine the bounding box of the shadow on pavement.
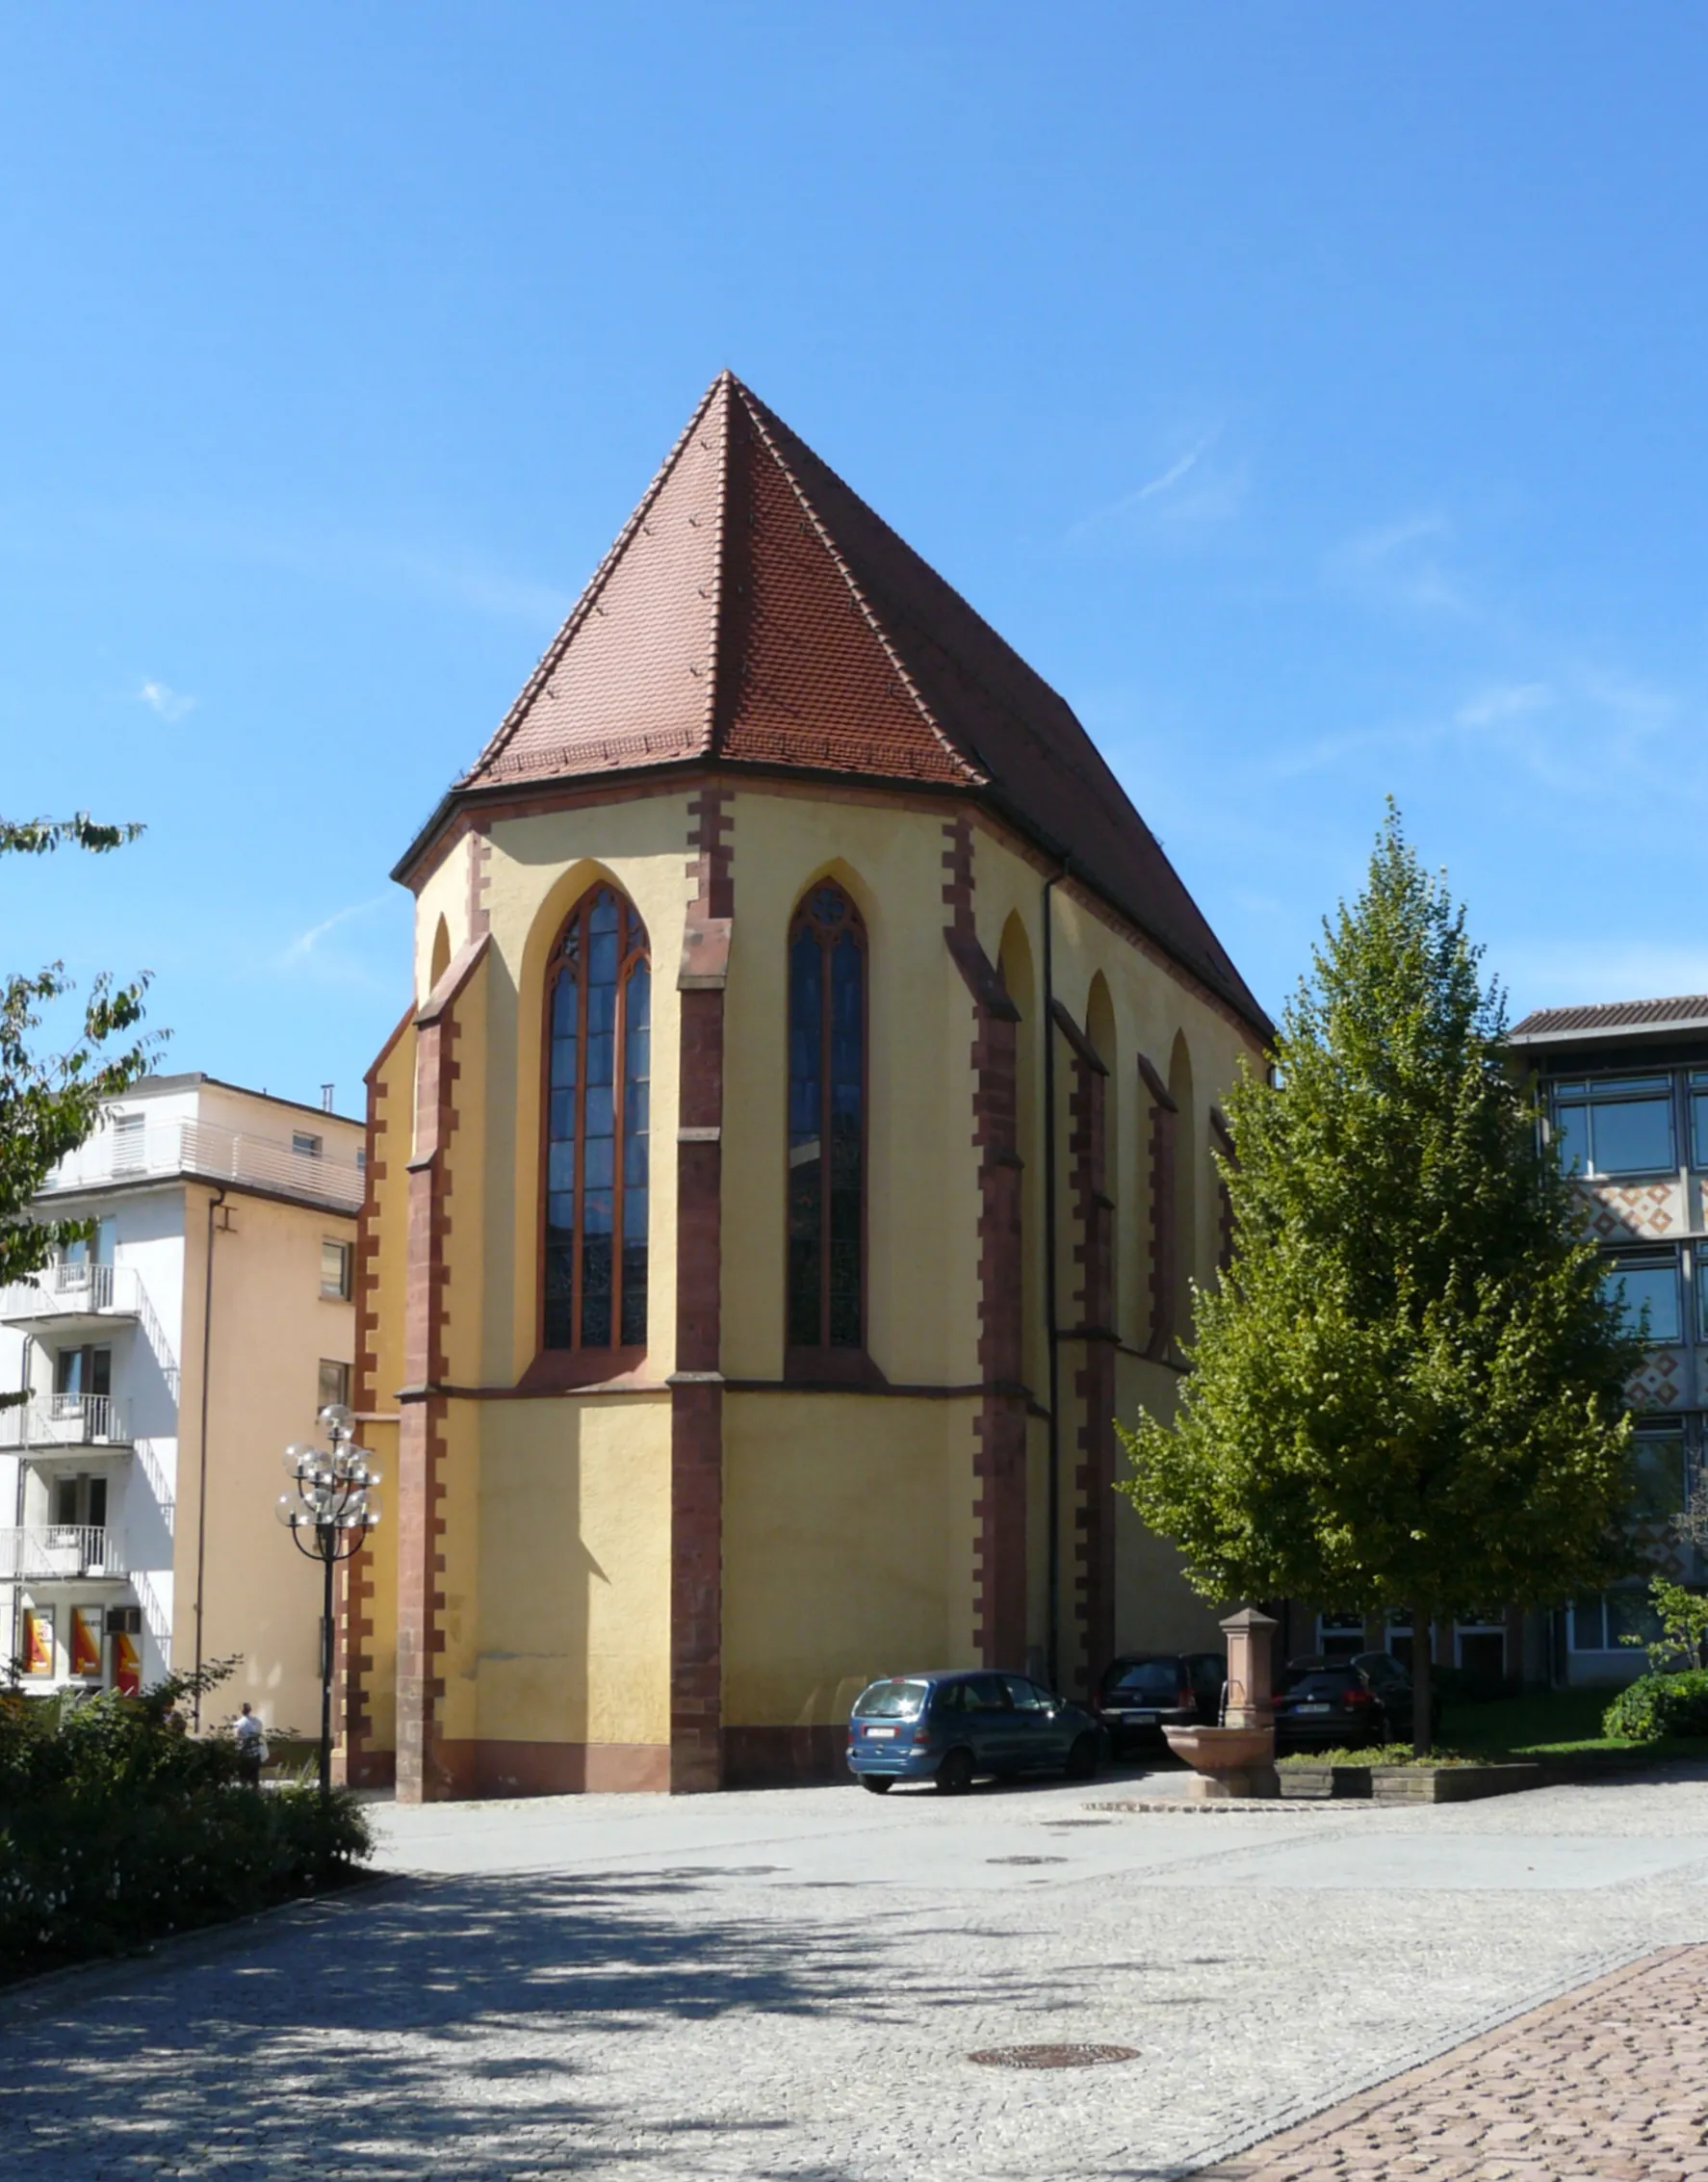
[3,1866,1067,2177]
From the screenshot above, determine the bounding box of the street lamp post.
[275,1403,380,1800]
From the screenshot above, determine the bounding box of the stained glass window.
[788,882,866,1350]
[544,887,650,1354]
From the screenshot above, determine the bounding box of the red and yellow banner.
[114,1628,142,1697]
[70,1608,102,1678]
[22,1607,54,1676]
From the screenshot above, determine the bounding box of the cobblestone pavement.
[1203,1944,1708,2180]
[6,1766,1708,2179]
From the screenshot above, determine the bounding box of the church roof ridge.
[462,370,731,788]
[723,376,983,788]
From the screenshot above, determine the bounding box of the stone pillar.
[1221,1604,1278,1728]
[1218,1603,1279,1799]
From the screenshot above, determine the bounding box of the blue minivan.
[845,1669,1105,1794]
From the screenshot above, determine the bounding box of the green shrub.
[1276,1743,1472,1769]
[1601,1669,1708,1744]
[0,1660,371,1980]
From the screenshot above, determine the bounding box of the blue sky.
[5,6,1706,1111]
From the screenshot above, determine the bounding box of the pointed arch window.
[544,886,651,1355]
[788,882,867,1351]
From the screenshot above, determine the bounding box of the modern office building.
[0,1074,363,1729]
[1510,995,1708,1686]
[1300,996,1708,1689]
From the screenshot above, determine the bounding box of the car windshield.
[852,1679,929,1721]
[1354,1654,1407,1684]
[1105,1660,1179,1698]
[1284,1671,1358,1699]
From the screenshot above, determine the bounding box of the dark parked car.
[846,1670,1105,1794]
[1096,1651,1228,1754]
[1273,1651,1440,1752]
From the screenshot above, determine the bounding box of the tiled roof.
[1510,996,1708,1040]
[451,372,1267,1031]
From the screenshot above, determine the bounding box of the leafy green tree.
[1119,806,1643,1753]
[1621,1575,1708,1675]
[1,813,158,1312]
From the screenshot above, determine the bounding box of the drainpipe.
[1041,859,1069,1691]
[191,1188,225,1725]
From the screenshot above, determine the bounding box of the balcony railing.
[36,1115,364,1213]
[0,1261,183,1400]
[0,1526,126,1579]
[0,1260,140,1322]
[0,1395,132,1450]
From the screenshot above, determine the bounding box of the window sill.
[520,1346,650,1394]
[783,1347,888,1390]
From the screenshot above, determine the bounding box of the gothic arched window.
[788,881,866,1351]
[543,886,651,1354]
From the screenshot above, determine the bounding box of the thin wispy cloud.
[1134,430,1220,502]
[1326,510,1471,617]
[136,678,195,721]
[1264,660,1690,797]
[1066,426,1246,544]
[281,896,391,967]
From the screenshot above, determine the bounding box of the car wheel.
[1065,1732,1100,1781]
[860,1776,893,1795]
[935,1747,974,1795]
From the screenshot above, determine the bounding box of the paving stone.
[1203,1946,1708,2180]
[5,1770,1708,2177]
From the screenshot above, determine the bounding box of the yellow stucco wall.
[175,1182,356,1736]
[723,1391,980,1727]
[472,1392,671,1747]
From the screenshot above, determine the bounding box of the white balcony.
[36,1115,364,1213]
[0,1525,126,1579]
[0,1394,132,1451]
[0,1260,142,1336]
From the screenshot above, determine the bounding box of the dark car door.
[1360,1663,1413,1739]
[961,1674,1022,1770]
[1001,1674,1061,1767]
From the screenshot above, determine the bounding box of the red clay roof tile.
[452,372,1266,1031]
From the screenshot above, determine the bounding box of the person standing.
[233,1702,268,1787]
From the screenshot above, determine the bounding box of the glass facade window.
[1569,1589,1665,1652]
[1315,1613,1363,1658]
[1602,1250,1682,1345]
[787,882,866,1351]
[543,887,651,1354]
[321,1239,351,1300]
[1693,1072,1708,1168]
[1630,1430,1687,1520]
[1698,1243,1708,1343]
[317,1358,350,1412]
[1552,1077,1674,1176]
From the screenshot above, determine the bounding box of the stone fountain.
[1162,1605,1280,1799]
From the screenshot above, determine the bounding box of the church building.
[345,372,1272,1800]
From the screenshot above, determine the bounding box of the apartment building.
[0,1074,363,1731]
[1510,995,1708,1686]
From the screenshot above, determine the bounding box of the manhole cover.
[986,1855,1067,1865]
[969,2043,1141,2070]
